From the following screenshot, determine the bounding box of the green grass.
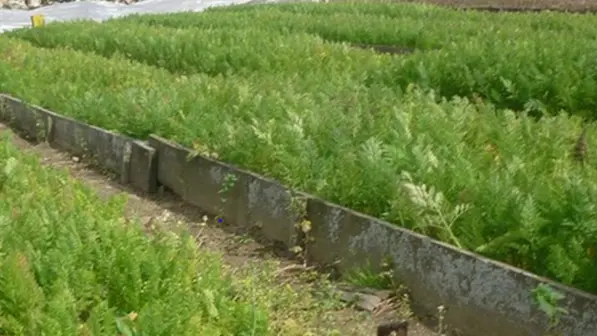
[3,20,376,78]
[1,2,597,295]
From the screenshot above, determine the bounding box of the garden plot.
[3,2,597,294]
[1,2,597,335]
[0,130,273,336]
[0,123,436,336]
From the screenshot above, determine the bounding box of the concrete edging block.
[0,94,48,142]
[48,112,126,175]
[128,140,158,193]
[306,197,597,336]
[148,134,300,246]
[0,94,158,193]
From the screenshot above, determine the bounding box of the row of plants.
[4,20,384,79]
[123,1,597,42]
[1,36,596,293]
[115,9,471,48]
[10,6,597,118]
[208,1,597,37]
[0,134,270,335]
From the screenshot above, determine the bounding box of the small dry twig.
[273,263,316,277]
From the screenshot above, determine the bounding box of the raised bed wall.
[1,93,596,336]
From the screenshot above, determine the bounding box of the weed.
[532,284,568,331]
[344,259,396,290]
[288,192,311,266]
[216,172,237,224]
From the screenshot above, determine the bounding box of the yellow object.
[30,15,45,28]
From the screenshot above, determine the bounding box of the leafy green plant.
[217,173,238,223]
[532,284,568,329]
[399,171,471,249]
[0,135,269,335]
[344,259,395,290]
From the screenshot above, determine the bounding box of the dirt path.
[0,123,438,336]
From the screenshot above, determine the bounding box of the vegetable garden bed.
[0,133,271,336]
[1,2,597,334]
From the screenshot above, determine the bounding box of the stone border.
[1,93,596,336]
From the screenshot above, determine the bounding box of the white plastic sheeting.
[0,0,289,33]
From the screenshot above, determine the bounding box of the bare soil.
[407,0,597,12]
[332,0,597,12]
[396,0,597,13]
[0,123,438,336]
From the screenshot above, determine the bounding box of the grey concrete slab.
[0,94,158,193]
[0,94,47,141]
[306,197,597,336]
[129,140,157,193]
[148,134,300,246]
